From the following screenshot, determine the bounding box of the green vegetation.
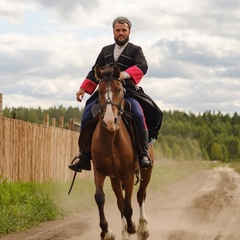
[148,159,217,191]
[0,179,61,236]
[229,162,240,174]
[3,105,84,128]
[157,110,240,162]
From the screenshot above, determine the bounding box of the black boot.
[68,152,91,172]
[138,130,152,169]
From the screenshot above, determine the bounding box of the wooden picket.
[0,116,93,182]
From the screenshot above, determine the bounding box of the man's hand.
[120,72,125,80]
[120,71,130,80]
[76,88,85,102]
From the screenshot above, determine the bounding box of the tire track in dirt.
[166,167,240,240]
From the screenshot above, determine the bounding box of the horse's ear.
[94,65,102,81]
[113,66,121,78]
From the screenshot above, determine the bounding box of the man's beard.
[114,36,129,46]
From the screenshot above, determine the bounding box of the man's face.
[113,22,130,46]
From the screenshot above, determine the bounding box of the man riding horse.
[69,16,162,172]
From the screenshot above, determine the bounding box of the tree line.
[3,105,84,128]
[3,106,240,162]
[157,110,240,162]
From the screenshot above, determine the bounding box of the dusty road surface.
[1,166,240,240]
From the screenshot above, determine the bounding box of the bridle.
[99,77,125,124]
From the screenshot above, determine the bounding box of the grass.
[0,159,219,237]
[0,179,61,236]
[147,159,218,192]
[229,161,240,174]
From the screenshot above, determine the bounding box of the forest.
[3,106,240,162]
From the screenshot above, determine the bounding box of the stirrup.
[68,155,82,172]
[139,153,152,169]
[67,155,80,195]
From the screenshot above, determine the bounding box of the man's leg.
[68,99,97,172]
[126,97,152,169]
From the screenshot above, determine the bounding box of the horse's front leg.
[123,175,137,236]
[94,173,115,240]
[110,178,130,240]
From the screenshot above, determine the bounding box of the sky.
[0,0,240,115]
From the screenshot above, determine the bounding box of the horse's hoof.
[102,230,115,240]
[137,229,150,240]
[126,222,137,235]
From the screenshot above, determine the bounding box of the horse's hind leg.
[94,173,115,240]
[136,201,150,240]
[136,143,154,239]
[121,175,137,236]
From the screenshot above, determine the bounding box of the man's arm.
[124,45,148,84]
[79,50,105,95]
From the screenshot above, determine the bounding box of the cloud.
[0,0,36,23]
[39,0,100,11]
[36,0,101,23]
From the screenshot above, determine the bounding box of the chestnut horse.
[92,65,154,240]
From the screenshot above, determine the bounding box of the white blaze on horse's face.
[103,84,119,131]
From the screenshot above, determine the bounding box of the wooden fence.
[0,116,93,182]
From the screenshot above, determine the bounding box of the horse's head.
[95,65,125,131]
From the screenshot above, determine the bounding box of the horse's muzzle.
[102,118,119,131]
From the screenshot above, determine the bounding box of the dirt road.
[1,166,240,240]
